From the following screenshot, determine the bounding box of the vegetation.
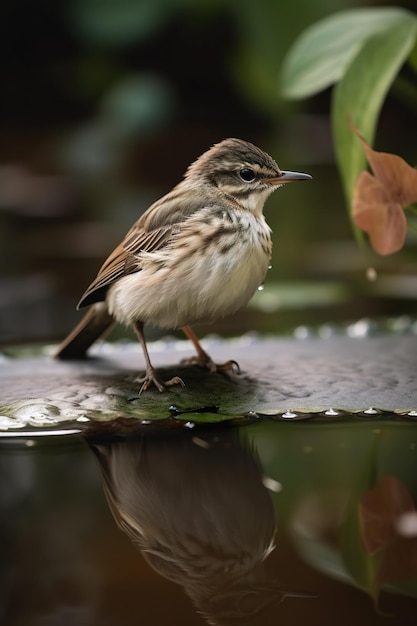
[280,7,417,254]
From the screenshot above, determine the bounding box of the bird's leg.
[133,321,184,393]
[181,326,240,375]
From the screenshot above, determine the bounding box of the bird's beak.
[268,170,312,185]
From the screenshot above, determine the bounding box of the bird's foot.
[181,352,241,376]
[215,359,241,376]
[135,367,185,394]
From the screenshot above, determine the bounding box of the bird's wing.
[77,185,209,308]
[77,224,177,308]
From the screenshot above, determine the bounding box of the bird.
[88,429,315,625]
[55,138,311,392]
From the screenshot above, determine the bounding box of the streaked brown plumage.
[88,429,314,625]
[55,138,311,392]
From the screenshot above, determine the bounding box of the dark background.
[1,0,416,346]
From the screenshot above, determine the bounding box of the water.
[1,419,416,626]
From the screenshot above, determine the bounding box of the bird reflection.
[88,426,310,625]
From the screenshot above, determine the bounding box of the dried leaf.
[359,475,417,588]
[359,475,414,553]
[349,120,417,254]
[352,171,407,255]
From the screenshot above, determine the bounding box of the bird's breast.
[107,211,272,329]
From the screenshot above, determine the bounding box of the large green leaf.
[280,7,413,99]
[332,19,417,216]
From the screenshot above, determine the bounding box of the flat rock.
[1,334,416,429]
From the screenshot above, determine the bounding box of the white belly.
[107,212,272,329]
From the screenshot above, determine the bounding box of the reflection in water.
[359,475,417,598]
[88,428,311,625]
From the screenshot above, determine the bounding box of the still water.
[1,419,416,626]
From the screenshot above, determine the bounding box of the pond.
[1,417,417,626]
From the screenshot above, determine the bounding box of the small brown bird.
[89,430,315,625]
[56,138,311,392]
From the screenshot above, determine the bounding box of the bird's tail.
[55,302,115,360]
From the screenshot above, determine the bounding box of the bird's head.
[185,138,311,214]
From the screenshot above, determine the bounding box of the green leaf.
[332,19,417,216]
[280,7,414,99]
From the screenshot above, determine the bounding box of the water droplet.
[364,407,379,415]
[408,410,417,417]
[325,408,339,416]
[257,284,264,291]
[25,440,36,448]
[141,419,152,425]
[76,416,90,423]
[268,264,272,270]
[366,267,377,282]
[184,421,195,429]
[347,318,376,338]
[294,325,313,340]
[282,411,297,419]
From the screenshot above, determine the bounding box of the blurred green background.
[1,0,416,346]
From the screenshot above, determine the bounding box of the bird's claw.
[216,359,241,376]
[181,354,241,376]
[136,369,185,394]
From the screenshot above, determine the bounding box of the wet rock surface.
[1,334,416,428]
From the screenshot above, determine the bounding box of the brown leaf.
[359,475,417,588]
[352,171,408,255]
[359,475,415,554]
[349,120,417,254]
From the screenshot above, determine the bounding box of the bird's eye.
[239,167,256,182]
